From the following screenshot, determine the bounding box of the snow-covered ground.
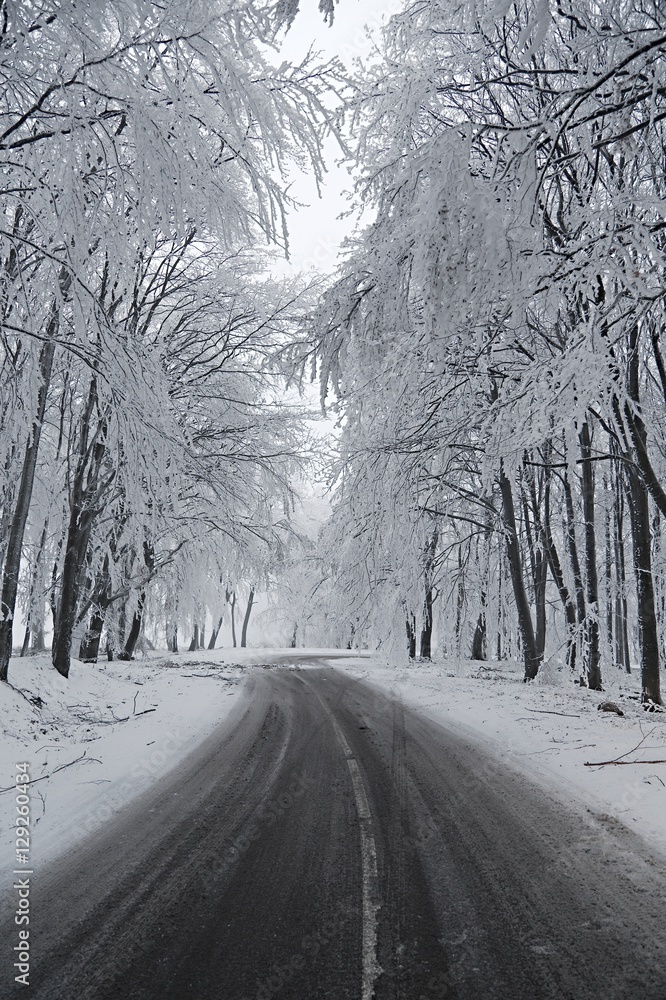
[334,653,666,865]
[0,649,271,889]
[2,648,665,893]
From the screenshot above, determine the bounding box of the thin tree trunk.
[626,467,661,704]
[614,470,631,672]
[118,543,154,661]
[625,327,661,704]
[0,335,58,681]
[579,421,602,690]
[52,378,113,678]
[240,587,255,648]
[563,468,586,672]
[119,590,146,660]
[20,626,31,658]
[167,620,179,653]
[19,519,50,659]
[521,475,547,658]
[79,602,109,662]
[406,612,417,659]
[228,591,237,648]
[454,548,465,653]
[208,614,224,650]
[470,593,486,661]
[499,464,541,680]
[420,586,434,659]
[604,498,614,665]
[79,561,113,662]
[542,479,577,671]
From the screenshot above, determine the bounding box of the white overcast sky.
[269,0,399,274]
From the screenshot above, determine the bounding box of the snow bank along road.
[3,661,666,1000]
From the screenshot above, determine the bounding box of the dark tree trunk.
[521,474,547,660]
[613,471,631,672]
[188,624,199,652]
[454,547,465,652]
[118,544,154,661]
[604,501,614,665]
[79,555,114,663]
[347,622,356,650]
[470,595,486,661]
[563,468,586,670]
[406,614,416,659]
[498,464,541,680]
[579,421,602,690]
[534,548,547,660]
[20,626,30,658]
[79,604,108,662]
[166,621,179,653]
[419,529,438,660]
[496,554,503,660]
[52,377,112,678]
[542,479,577,671]
[240,588,255,648]
[625,328,661,704]
[228,591,237,648]
[19,519,49,659]
[208,615,224,649]
[0,337,57,681]
[119,590,146,660]
[626,468,661,704]
[419,586,434,659]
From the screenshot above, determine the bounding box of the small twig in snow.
[35,789,46,820]
[530,709,581,718]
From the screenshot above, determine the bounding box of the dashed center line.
[316,695,381,999]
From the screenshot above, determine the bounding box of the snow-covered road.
[3,656,666,999]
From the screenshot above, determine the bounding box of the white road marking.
[312,690,382,999]
[332,717,353,757]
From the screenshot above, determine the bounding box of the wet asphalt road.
[3,659,666,999]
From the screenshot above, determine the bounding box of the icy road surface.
[3,661,666,999]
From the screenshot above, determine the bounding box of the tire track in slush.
[305,679,382,1000]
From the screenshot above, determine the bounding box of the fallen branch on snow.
[584,759,666,767]
[584,727,665,767]
[530,709,581,718]
[0,751,101,792]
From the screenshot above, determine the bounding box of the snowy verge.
[0,648,284,889]
[323,653,666,863]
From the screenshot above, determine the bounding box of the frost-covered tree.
[306,0,665,702]
[0,0,346,679]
